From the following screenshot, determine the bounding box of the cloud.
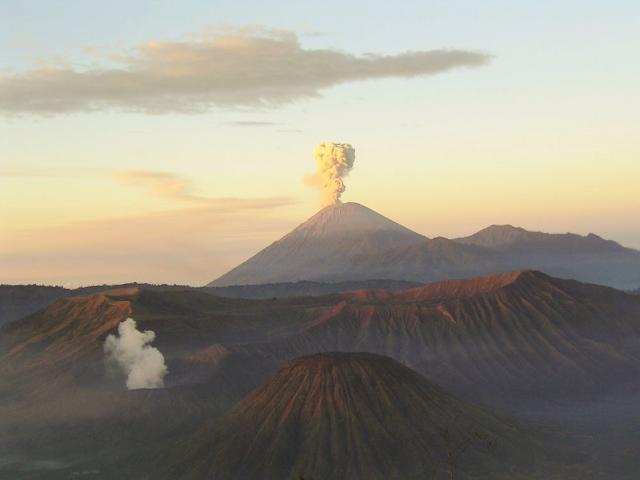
[0,26,492,115]
[225,120,280,127]
[104,318,167,389]
[112,169,295,210]
[112,170,196,201]
[1,168,295,211]
[277,128,305,134]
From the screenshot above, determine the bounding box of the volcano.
[209,203,640,289]
[5,270,640,405]
[160,353,543,480]
[1,272,638,477]
[210,202,427,286]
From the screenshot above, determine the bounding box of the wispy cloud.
[112,170,294,210]
[2,168,295,212]
[1,166,299,286]
[224,120,280,127]
[113,170,196,201]
[0,26,492,116]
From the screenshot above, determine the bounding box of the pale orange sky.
[1,2,639,286]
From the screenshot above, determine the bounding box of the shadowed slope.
[344,236,502,283]
[0,279,424,328]
[0,287,311,399]
[0,282,200,327]
[4,270,640,405]
[222,271,640,403]
[454,225,640,289]
[456,225,628,252]
[1,271,638,477]
[163,353,543,480]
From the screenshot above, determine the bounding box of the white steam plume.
[305,143,356,207]
[104,318,168,390]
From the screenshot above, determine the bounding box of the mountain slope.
[346,236,502,283]
[453,225,640,289]
[4,270,640,404]
[2,271,639,477]
[209,204,640,289]
[0,287,313,403]
[219,270,640,403]
[161,353,543,480]
[0,280,423,328]
[456,224,628,253]
[209,202,427,286]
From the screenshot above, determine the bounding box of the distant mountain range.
[209,202,640,290]
[0,279,421,327]
[4,270,639,405]
[3,202,637,329]
[1,204,639,478]
[2,270,638,478]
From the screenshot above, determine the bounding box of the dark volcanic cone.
[163,352,544,480]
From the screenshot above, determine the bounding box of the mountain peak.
[167,352,540,479]
[455,224,534,248]
[394,269,550,302]
[209,202,425,286]
[287,202,420,239]
[456,225,628,254]
[208,202,639,289]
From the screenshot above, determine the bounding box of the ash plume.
[305,143,356,207]
[104,318,167,389]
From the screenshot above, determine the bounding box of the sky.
[1,0,639,287]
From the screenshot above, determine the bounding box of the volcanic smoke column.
[104,318,167,390]
[305,143,356,207]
